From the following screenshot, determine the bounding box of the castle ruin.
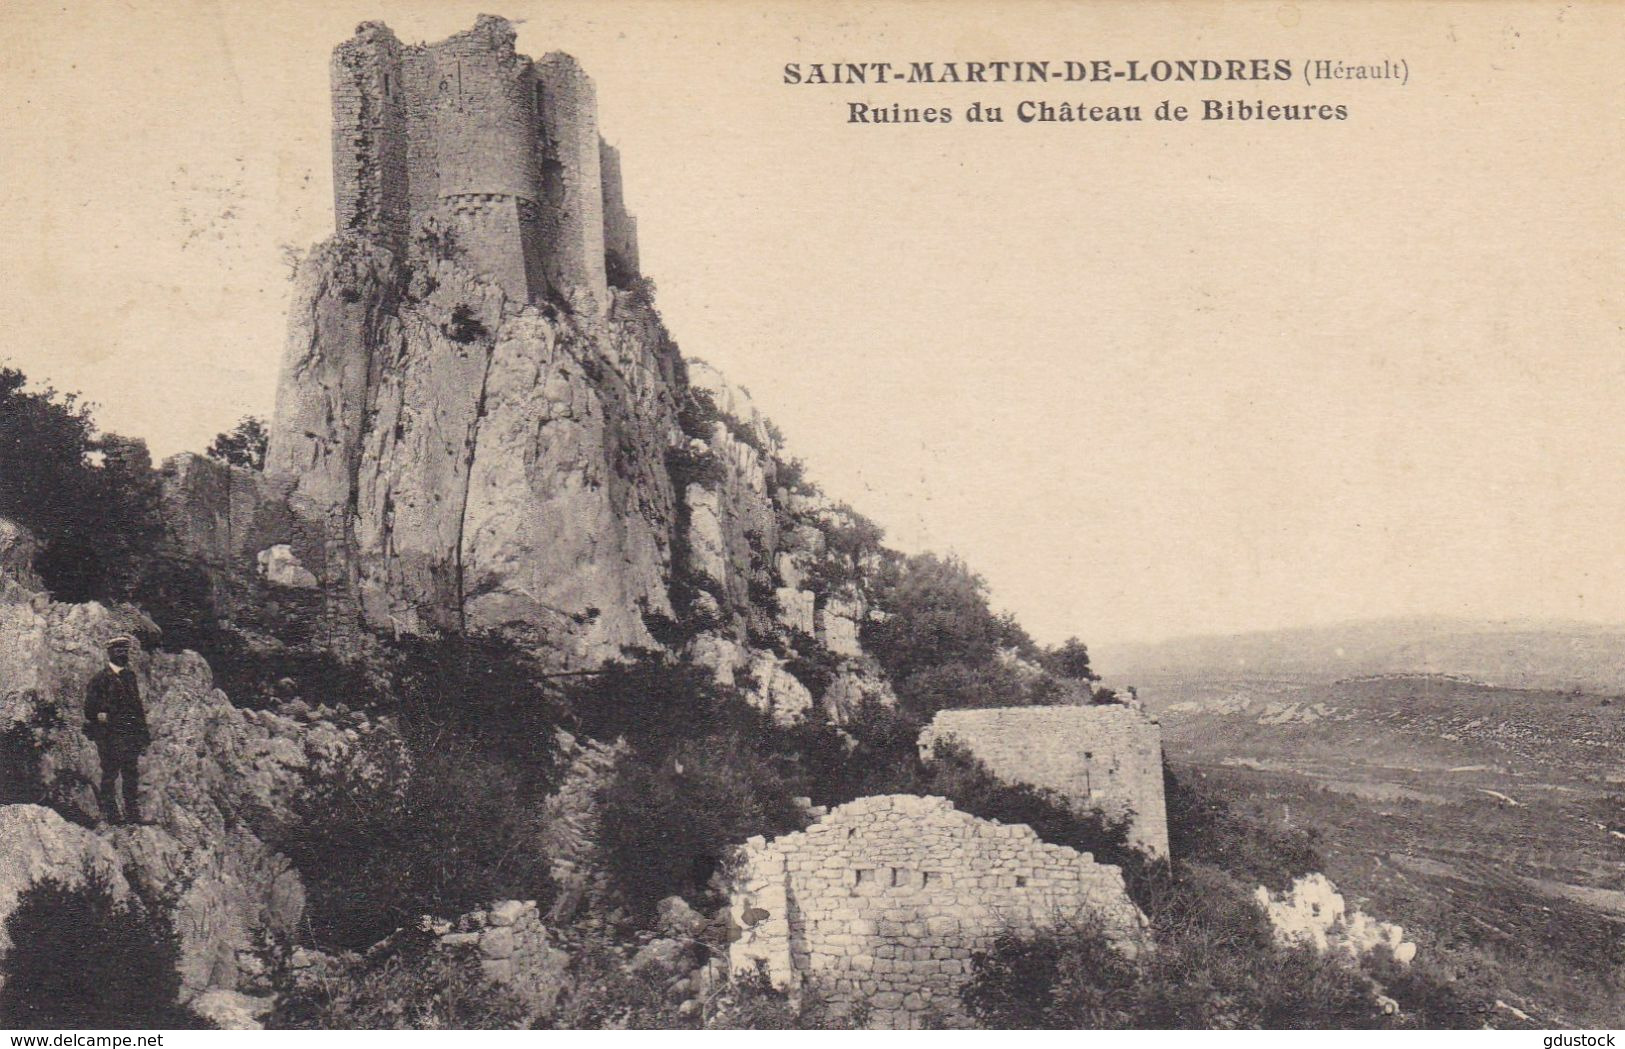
[919,705,1171,858]
[728,795,1146,1029]
[330,15,638,310]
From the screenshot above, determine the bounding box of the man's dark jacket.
[84,667,150,753]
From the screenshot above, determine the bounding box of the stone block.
[480,927,515,959]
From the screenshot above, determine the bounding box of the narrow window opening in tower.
[383,73,390,97]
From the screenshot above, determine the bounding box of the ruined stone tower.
[330,15,637,310]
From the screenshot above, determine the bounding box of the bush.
[781,631,842,700]
[962,864,1393,1029]
[567,650,734,746]
[0,703,61,807]
[1041,637,1097,681]
[887,660,1039,721]
[594,732,808,920]
[277,737,556,952]
[677,386,722,442]
[0,870,205,1028]
[268,930,529,1029]
[270,634,567,951]
[545,929,686,1029]
[704,965,857,1029]
[1163,762,1321,890]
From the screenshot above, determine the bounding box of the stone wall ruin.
[330,16,636,309]
[728,795,1145,1028]
[431,899,568,1024]
[919,705,1170,858]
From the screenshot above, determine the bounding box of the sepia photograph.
[0,0,1620,1035]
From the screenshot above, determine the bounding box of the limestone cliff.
[263,239,679,665]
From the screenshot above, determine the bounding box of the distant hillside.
[1096,617,1625,695]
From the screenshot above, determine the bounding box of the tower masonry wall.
[327,16,620,308]
[331,23,407,249]
[599,140,640,285]
[536,52,609,311]
[728,795,1145,1029]
[919,705,1171,858]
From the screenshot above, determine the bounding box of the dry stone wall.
[728,795,1145,1028]
[433,899,568,1024]
[920,705,1171,858]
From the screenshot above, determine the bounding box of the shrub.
[446,304,488,344]
[0,870,205,1028]
[962,863,1393,1029]
[567,649,734,746]
[594,732,808,920]
[268,634,567,951]
[887,660,1039,721]
[268,930,529,1029]
[0,702,60,807]
[1163,762,1321,890]
[704,965,857,1029]
[665,442,727,491]
[678,386,722,442]
[781,632,842,700]
[1041,637,1098,681]
[545,929,684,1029]
[276,737,556,952]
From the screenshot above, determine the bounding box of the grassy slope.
[1143,673,1624,1027]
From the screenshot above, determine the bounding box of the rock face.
[0,536,405,1005]
[262,239,680,665]
[728,795,1146,1029]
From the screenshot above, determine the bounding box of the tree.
[0,366,161,601]
[206,415,269,471]
[862,553,1008,681]
[1042,637,1098,681]
[0,367,99,541]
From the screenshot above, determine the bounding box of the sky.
[1,0,1621,648]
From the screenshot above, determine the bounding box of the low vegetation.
[0,870,205,1028]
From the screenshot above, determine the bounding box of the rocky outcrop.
[0,538,406,1005]
[0,805,129,953]
[1254,873,1417,964]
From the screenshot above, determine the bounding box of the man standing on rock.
[84,635,150,825]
